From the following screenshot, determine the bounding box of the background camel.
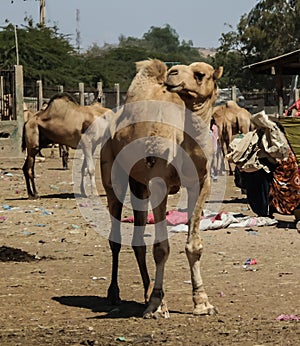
[212,100,252,175]
[23,102,69,168]
[22,93,111,199]
[101,59,223,318]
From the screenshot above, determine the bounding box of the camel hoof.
[193,304,218,316]
[143,300,169,319]
[28,194,39,200]
[107,285,121,306]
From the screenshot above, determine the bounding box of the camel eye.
[194,72,205,82]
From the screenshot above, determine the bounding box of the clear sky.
[0,0,258,51]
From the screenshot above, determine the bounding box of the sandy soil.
[0,148,299,346]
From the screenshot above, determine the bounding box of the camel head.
[165,62,223,109]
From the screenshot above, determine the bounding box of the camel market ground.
[0,148,299,346]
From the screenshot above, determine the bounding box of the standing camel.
[22,93,111,199]
[101,59,223,318]
[212,100,252,175]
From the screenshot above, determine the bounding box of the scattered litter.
[2,205,12,210]
[90,276,107,280]
[246,229,259,236]
[42,210,53,215]
[0,216,7,222]
[79,202,90,207]
[4,172,13,177]
[49,184,59,190]
[275,314,300,321]
[184,280,192,284]
[35,224,46,227]
[116,336,126,342]
[169,224,188,233]
[20,231,35,236]
[71,224,80,229]
[219,291,226,297]
[244,258,257,266]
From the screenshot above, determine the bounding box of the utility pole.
[40,0,46,27]
[76,9,81,53]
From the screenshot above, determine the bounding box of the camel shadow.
[276,220,297,229]
[52,295,145,318]
[5,193,76,201]
[52,295,187,319]
[40,192,75,199]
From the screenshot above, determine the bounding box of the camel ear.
[213,66,223,80]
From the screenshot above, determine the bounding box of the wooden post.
[295,88,300,102]
[276,73,284,115]
[114,83,120,109]
[231,85,237,103]
[79,82,84,105]
[36,80,43,110]
[98,81,106,106]
[0,76,3,118]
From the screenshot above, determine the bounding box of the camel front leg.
[186,177,216,316]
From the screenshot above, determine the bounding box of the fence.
[0,65,24,158]
[24,81,127,113]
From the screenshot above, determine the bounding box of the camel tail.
[21,123,27,152]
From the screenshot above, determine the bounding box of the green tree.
[0,22,83,96]
[214,0,299,90]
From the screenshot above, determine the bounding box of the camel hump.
[135,59,167,82]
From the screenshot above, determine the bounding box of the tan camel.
[101,59,223,318]
[212,100,252,175]
[22,93,111,199]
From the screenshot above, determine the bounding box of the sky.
[0,0,258,51]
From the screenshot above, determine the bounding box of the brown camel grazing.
[100,59,223,318]
[212,100,252,175]
[22,93,111,199]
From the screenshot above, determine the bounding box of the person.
[269,146,300,231]
[228,111,300,230]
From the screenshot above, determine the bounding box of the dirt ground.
[0,148,299,346]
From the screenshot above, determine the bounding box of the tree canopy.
[213,0,299,90]
[0,0,299,95]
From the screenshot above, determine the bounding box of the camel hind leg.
[129,177,151,304]
[22,152,39,199]
[143,178,170,319]
[101,151,128,305]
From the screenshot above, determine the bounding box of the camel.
[22,93,112,199]
[212,100,252,175]
[100,59,223,318]
[23,102,70,168]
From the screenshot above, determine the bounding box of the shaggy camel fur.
[212,100,252,175]
[101,59,223,318]
[22,93,111,199]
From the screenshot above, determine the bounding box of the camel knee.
[153,240,169,264]
[185,236,203,260]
